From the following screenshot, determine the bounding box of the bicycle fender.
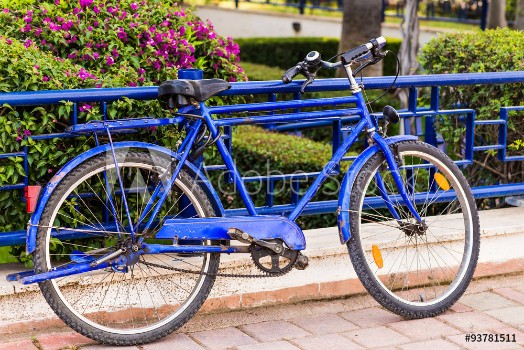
[337,135,418,245]
[26,141,225,254]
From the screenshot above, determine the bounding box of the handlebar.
[281,36,387,89]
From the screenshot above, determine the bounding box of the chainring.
[250,239,299,275]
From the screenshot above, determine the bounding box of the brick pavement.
[1,273,524,350]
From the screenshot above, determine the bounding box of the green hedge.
[419,28,524,196]
[0,0,245,263]
[236,37,402,77]
[206,126,351,229]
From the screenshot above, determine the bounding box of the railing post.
[425,86,439,147]
[480,0,488,30]
[299,0,306,14]
[178,68,203,80]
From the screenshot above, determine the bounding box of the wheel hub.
[400,221,427,237]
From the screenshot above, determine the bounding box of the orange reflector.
[434,173,450,191]
[371,244,383,269]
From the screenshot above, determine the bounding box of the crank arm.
[227,228,284,254]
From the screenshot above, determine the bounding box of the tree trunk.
[487,0,507,28]
[516,0,524,29]
[337,0,382,77]
[397,0,420,133]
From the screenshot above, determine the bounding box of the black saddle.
[158,79,231,108]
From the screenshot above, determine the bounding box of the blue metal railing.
[0,71,523,246]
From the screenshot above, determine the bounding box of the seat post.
[177,68,203,246]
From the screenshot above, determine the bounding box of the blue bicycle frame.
[19,64,423,284]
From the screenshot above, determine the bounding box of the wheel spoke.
[350,143,478,314]
[35,152,220,340]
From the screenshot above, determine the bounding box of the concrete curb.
[1,256,523,338]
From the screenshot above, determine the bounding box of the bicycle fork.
[372,133,424,224]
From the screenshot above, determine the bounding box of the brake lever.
[352,50,387,77]
[300,73,315,93]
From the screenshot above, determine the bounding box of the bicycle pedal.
[294,253,309,270]
[227,228,284,254]
[227,227,254,244]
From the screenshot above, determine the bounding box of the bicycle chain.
[141,255,297,279]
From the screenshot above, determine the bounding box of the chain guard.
[250,239,299,275]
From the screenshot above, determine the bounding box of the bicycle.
[17,37,480,345]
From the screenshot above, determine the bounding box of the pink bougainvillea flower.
[106,56,114,65]
[78,103,92,111]
[79,0,93,8]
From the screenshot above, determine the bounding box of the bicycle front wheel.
[347,140,480,318]
[33,151,220,345]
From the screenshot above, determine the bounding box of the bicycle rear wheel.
[347,140,479,318]
[33,151,220,345]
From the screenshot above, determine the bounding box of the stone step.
[0,207,523,334]
[505,196,524,207]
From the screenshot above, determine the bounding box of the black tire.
[33,151,220,345]
[347,140,480,318]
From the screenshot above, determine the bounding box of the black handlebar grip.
[340,45,370,65]
[282,65,302,84]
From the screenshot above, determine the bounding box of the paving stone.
[37,332,93,350]
[235,340,300,350]
[143,333,204,350]
[460,291,518,311]
[343,326,411,348]
[447,333,521,350]
[190,327,257,350]
[437,311,507,332]
[0,340,38,350]
[239,320,310,342]
[493,326,524,346]
[493,288,524,305]
[449,302,474,313]
[486,306,524,326]
[289,314,359,335]
[339,307,403,328]
[291,333,363,350]
[399,338,462,350]
[81,345,137,350]
[388,317,461,341]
